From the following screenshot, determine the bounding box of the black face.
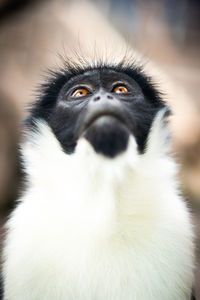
[26,64,165,158]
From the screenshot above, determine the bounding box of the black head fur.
[25,58,166,157]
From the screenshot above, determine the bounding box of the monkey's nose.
[92,94,114,102]
[93,96,100,101]
[89,93,120,109]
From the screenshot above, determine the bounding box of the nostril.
[107,95,113,99]
[93,96,100,101]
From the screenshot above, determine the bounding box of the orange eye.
[113,85,128,94]
[72,88,88,98]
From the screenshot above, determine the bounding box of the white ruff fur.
[3,113,194,300]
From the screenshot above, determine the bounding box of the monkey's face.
[28,65,166,158]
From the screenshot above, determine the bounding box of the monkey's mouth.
[81,110,130,134]
[80,112,131,158]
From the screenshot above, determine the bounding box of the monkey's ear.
[145,107,172,157]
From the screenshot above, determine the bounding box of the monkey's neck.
[22,123,178,240]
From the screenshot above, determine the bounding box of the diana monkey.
[2,50,195,299]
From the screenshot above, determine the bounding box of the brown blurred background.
[0,0,199,298]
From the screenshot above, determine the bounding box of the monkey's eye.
[71,88,88,98]
[113,85,128,94]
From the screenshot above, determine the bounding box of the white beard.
[2,111,194,300]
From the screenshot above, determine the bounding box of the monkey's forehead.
[62,68,142,90]
[65,67,133,80]
[62,62,143,79]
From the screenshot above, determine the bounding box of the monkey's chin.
[83,115,130,158]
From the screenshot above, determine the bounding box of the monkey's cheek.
[83,116,130,158]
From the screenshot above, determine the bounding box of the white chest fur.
[3,121,194,300]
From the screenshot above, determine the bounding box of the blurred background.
[0,0,199,297]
